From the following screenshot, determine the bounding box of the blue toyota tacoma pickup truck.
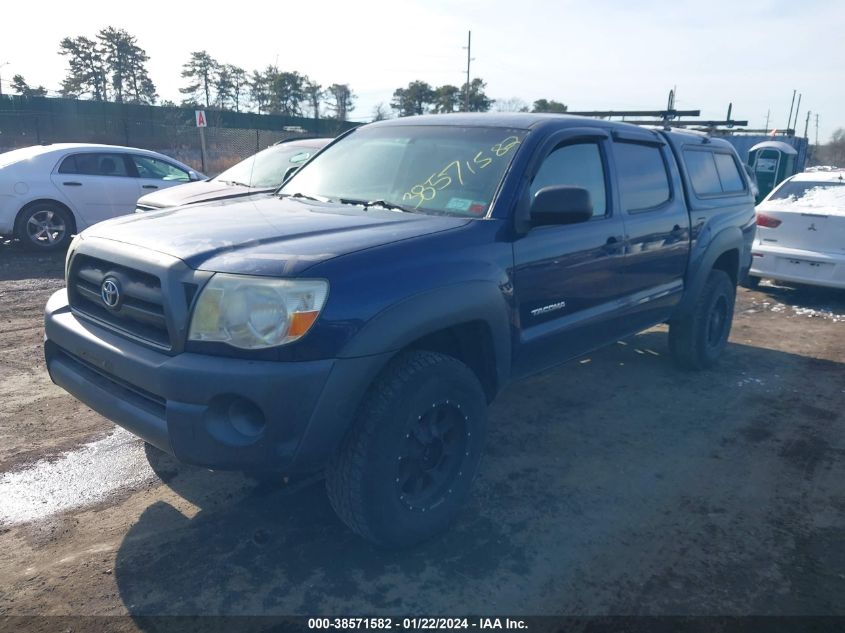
[44,114,755,546]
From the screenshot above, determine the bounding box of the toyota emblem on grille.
[100,278,121,309]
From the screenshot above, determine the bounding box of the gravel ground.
[0,240,843,625]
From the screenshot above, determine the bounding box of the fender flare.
[339,280,512,390]
[675,225,743,318]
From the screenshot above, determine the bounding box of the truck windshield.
[279,125,527,217]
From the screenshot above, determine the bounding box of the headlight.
[188,274,328,349]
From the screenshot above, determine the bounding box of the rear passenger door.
[610,131,690,329]
[50,152,141,227]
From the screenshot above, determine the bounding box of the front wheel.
[326,350,488,548]
[669,269,736,370]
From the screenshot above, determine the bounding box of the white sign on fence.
[195,110,207,128]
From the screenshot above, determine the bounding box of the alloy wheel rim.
[26,210,66,246]
[396,401,469,511]
[707,295,728,347]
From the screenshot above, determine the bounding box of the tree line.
[386,80,569,117]
[177,51,355,120]
[9,26,573,121]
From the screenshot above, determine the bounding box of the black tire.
[15,202,74,251]
[668,269,736,370]
[740,274,761,289]
[326,350,488,548]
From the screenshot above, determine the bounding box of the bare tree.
[372,102,390,121]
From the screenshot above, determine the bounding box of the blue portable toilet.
[748,140,798,202]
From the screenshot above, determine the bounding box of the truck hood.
[83,195,471,276]
[137,179,259,209]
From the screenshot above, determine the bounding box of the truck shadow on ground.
[113,331,845,619]
[117,452,517,616]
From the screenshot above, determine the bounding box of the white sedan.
[747,170,845,289]
[0,143,203,250]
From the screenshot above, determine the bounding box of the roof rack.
[567,92,749,133]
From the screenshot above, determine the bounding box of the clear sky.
[2,0,842,141]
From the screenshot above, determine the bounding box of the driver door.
[130,154,192,196]
[511,130,628,377]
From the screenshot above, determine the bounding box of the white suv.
[0,143,203,250]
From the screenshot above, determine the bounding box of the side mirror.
[282,166,300,182]
[188,171,200,181]
[530,186,593,226]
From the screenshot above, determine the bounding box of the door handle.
[602,236,624,254]
[142,184,159,189]
[62,181,82,186]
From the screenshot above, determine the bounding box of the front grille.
[68,254,171,349]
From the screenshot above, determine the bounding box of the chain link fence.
[0,96,357,175]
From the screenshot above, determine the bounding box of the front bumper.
[750,243,845,290]
[44,289,390,472]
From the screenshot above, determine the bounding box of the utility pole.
[792,93,801,133]
[786,89,796,132]
[0,62,9,98]
[814,113,819,147]
[764,109,770,134]
[804,110,811,139]
[463,30,472,112]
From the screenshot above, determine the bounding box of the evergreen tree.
[97,27,156,104]
[391,81,435,117]
[180,51,218,107]
[269,70,307,116]
[249,67,273,114]
[58,36,108,100]
[11,74,48,98]
[461,78,493,112]
[532,99,568,113]
[432,85,461,113]
[304,80,323,119]
[325,83,355,121]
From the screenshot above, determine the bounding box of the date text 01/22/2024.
[307,617,528,630]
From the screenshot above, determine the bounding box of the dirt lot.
[0,240,843,625]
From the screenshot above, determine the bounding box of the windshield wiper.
[220,179,251,187]
[337,198,415,213]
[280,192,329,203]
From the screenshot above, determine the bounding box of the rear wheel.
[15,203,74,251]
[326,350,488,548]
[740,273,761,289]
[669,269,736,370]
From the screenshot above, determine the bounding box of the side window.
[132,155,190,181]
[713,152,746,193]
[57,156,77,174]
[58,153,129,177]
[614,142,671,212]
[683,150,722,196]
[530,142,607,217]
